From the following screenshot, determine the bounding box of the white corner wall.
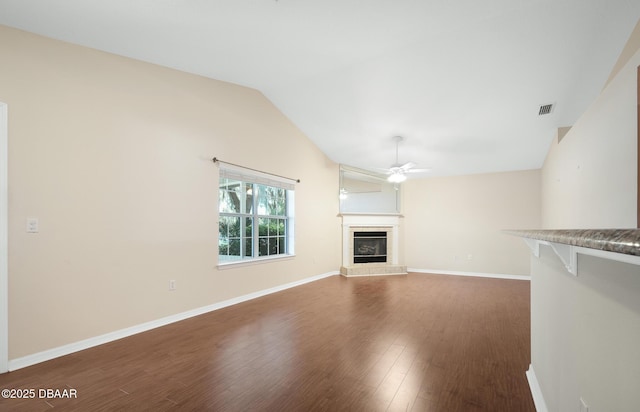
[532,24,640,412]
[531,246,640,412]
[541,50,639,229]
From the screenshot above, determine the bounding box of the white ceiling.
[1,0,639,177]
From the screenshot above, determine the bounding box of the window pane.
[228,216,240,237]
[268,218,275,236]
[219,216,241,257]
[219,179,241,213]
[218,240,229,255]
[244,217,253,257]
[267,188,283,216]
[219,216,229,237]
[258,238,268,256]
[229,239,241,256]
[271,188,280,215]
[276,189,286,216]
[244,238,252,257]
[244,183,254,214]
[258,217,268,236]
[268,237,278,255]
[245,217,252,236]
[278,236,285,254]
[219,216,234,238]
[256,185,267,215]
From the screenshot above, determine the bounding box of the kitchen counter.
[505,228,640,257]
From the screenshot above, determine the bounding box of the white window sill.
[217,254,296,270]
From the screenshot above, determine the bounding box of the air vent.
[538,104,554,115]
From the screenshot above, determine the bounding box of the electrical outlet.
[169,280,176,291]
[26,217,39,233]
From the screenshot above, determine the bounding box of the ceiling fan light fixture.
[387,172,407,183]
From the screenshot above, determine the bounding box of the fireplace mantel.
[339,214,407,277]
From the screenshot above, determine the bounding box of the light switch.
[26,217,39,233]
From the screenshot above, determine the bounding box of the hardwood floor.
[0,273,534,411]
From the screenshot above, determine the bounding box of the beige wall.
[541,48,639,229]
[403,169,541,276]
[0,26,340,360]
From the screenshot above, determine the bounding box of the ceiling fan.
[382,136,430,182]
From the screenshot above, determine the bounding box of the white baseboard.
[8,270,339,371]
[408,268,530,281]
[526,364,548,412]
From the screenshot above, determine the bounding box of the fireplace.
[339,214,407,277]
[353,231,387,263]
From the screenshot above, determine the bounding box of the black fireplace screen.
[353,231,387,263]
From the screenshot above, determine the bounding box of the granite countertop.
[505,229,640,257]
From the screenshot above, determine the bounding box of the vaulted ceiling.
[1,0,639,177]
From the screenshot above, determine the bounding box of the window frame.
[217,165,295,268]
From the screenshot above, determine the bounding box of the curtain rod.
[212,157,300,183]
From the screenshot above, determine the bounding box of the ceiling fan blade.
[399,161,416,171]
[406,168,432,173]
[371,167,393,174]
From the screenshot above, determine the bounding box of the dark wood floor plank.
[0,273,534,411]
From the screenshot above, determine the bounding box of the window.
[218,166,295,264]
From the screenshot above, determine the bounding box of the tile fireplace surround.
[340,214,408,277]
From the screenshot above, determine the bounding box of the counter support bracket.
[543,241,578,276]
[522,239,640,277]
